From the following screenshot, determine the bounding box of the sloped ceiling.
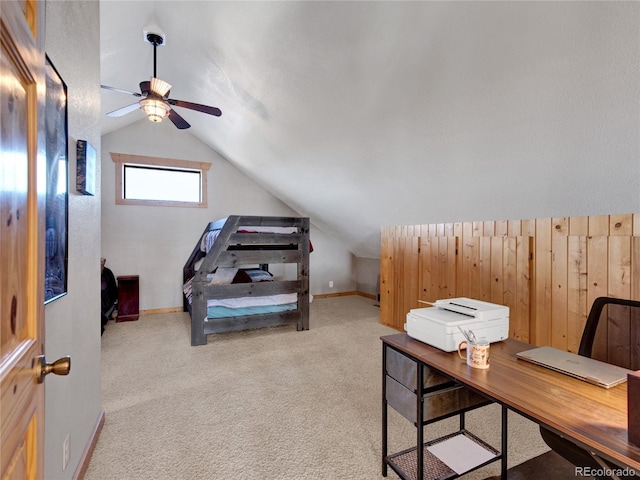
[100,1,640,259]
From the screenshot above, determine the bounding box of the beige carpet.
[86,295,553,479]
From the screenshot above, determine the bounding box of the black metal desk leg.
[501,406,508,479]
[417,362,424,480]
[382,344,388,476]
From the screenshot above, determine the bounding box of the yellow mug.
[458,339,490,369]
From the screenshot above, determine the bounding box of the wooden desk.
[382,337,506,480]
[382,333,640,477]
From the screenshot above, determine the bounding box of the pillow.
[207,267,238,285]
[231,270,252,283]
[245,269,274,282]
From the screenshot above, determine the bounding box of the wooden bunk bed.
[183,215,310,346]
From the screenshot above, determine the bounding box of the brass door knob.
[36,355,71,383]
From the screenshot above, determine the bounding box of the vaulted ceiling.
[100,1,639,258]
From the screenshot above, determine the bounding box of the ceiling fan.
[101,32,221,129]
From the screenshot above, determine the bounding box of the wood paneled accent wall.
[380,214,640,352]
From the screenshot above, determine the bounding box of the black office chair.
[540,297,640,479]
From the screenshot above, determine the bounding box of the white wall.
[44,2,102,479]
[101,119,354,311]
[356,257,380,298]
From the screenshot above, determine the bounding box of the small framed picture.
[76,139,96,195]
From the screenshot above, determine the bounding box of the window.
[124,165,201,203]
[111,153,210,208]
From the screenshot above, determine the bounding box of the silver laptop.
[516,346,631,388]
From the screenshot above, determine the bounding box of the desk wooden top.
[381,333,640,472]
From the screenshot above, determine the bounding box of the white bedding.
[206,293,298,309]
[204,293,312,320]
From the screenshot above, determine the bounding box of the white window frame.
[110,152,210,208]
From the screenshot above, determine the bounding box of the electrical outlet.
[62,434,70,471]
[329,281,334,288]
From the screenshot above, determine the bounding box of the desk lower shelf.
[386,430,500,480]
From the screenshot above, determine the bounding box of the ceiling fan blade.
[101,85,142,97]
[139,81,151,96]
[168,108,191,129]
[106,102,141,117]
[167,99,222,117]
[150,77,172,97]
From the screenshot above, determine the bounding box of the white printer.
[405,297,509,352]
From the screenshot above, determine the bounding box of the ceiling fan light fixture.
[140,98,169,122]
[150,77,172,97]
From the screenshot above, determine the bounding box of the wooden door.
[1,1,47,478]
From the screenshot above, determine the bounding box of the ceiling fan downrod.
[146,32,164,78]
